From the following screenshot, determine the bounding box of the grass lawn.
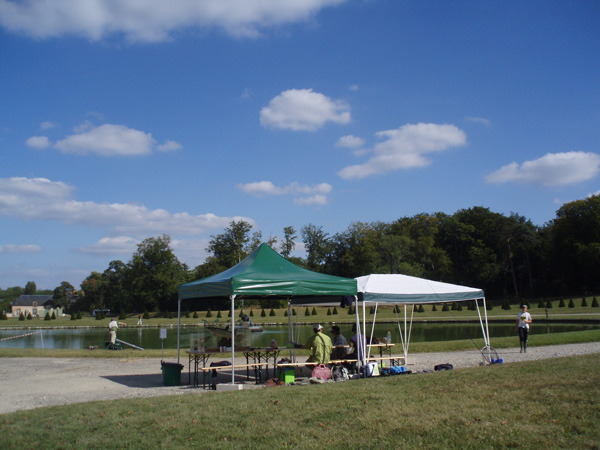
[2,298,599,330]
[1,353,598,449]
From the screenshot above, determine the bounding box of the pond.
[1,321,598,350]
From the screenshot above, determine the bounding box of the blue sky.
[1,0,599,290]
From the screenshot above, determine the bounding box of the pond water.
[1,322,598,350]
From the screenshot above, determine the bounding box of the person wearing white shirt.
[516,305,532,353]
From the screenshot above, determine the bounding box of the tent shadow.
[101,373,166,388]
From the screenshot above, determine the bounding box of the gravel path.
[1,342,598,415]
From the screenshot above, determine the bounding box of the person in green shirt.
[303,324,332,364]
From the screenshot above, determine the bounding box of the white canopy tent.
[355,274,491,364]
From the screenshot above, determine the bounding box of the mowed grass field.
[1,353,598,450]
[2,297,600,330]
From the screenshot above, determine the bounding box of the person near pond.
[346,323,366,362]
[298,324,332,365]
[137,315,143,326]
[108,319,126,346]
[330,325,349,360]
[516,305,532,353]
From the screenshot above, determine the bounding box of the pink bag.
[311,364,331,380]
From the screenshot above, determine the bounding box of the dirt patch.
[1,343,598,414]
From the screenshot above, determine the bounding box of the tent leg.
[231,294,236,384]
[177,297,181,364]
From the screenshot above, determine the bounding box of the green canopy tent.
[177,243,357,383]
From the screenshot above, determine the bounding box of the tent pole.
[361,297,366,368]
[230,294,236,384]
[177,297,181,364]
[288,299,294,362]
[367,302,378,361]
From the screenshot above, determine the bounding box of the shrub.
[451,302,457,311]
[192,311,198,318]
[269,309,276,317]
[432,304,437,312]
[217,310,222,318]
[228,310,232,317]
[311,307,317,316]
[442,303,449,311]
[486,301,493,310]
[568,299,575,308]
[26,312,32,320]
[166,311,174,319]
[0,311,7,320]
[44,312,51,321]
[546,299,553,309]
[19,313,25,321]
[327,308,331,316]
[581,297,588,307]
[249,310,254,317]
[143,310,151,319]
[418,305,425,313]
[591,297,599,307]
[206,308,212,318]
[292,308,296,316]
[369,306,375,314]
[305,308,310,316]
[70,314,76,321]
[559,299,565,307]
[184,310,190,318]
[456,303,462,311]
[284,310,288,317]
[77,311,82,319]
[118,310,127,320]
[348,306,354,315]
[332,307,338,315]
[261,309,267,317]
[538,299,545,308]
[501,299,511,310]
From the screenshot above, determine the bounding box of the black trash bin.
[161,361,184,386]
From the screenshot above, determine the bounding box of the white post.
[177,298,181,364]
[230,294,236,384]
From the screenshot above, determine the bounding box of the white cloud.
[78,236,139,255]
[486,152,600,187]
[466,116,491,125]
[26,136,51,149]
[336,135,364,148]
[49,123,180,156]
[348,84,359,91]
[0,0,347,42]
[0,177,252,236]
[260,89,351,131]
[294,194,328,206]
[338,123,467,180]
[237,180,332,205]
[589,191,600,198]
[40,121,59,130]
[156,140,182,152]
[0,244,42,254]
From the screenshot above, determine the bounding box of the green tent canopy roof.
[178,243,357,300]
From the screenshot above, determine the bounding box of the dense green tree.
[206,220,254,268]
[280,226,297,258]
[301,223,331,272]
[549,195,600,294]
[24,281,37,295]
[125,235,188,313]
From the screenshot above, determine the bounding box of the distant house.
[11,295,62,318]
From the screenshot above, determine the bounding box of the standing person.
[516,305,532,353]
[137,314,143,326]
[330,325,349,360]
[300,324,332,365]
[108,318,126,348]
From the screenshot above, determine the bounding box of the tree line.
[2,195,598,315]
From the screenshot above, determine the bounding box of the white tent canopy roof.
[356,274,484,304]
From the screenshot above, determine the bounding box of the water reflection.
[0,322,598,350]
